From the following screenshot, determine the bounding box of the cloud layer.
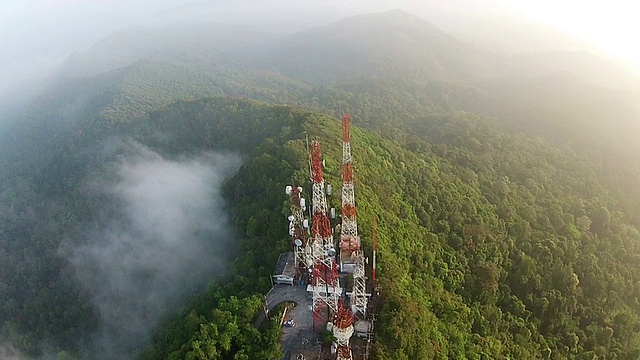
[64,142,240,358]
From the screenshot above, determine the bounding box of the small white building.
[273,252,296,286]
[354,320,372,337]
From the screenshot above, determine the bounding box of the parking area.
[258,284,323,359]
[280,296,322,359]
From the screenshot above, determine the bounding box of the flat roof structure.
[274,252,296,286]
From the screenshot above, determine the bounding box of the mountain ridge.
[254,9,510,83]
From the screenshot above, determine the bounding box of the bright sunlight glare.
[502,0,640,67]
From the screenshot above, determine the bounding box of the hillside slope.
[0,96,306,359]
[136,102,640,359]
[4,82,640,359]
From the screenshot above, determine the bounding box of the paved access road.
[257,285,322,359]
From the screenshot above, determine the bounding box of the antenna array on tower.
[282,114,374,359]
[310,140,341,330]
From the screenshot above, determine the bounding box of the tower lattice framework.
[310,140,340,330]
[286,184,309,280]
[340,114,368,319]
[340,114,359,268]
[333,300,355,360]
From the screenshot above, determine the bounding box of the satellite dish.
[288,215,295,222]
[295,239,303,247]
[328,248,336,257]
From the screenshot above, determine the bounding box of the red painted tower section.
[340,114,359,267]
[333,300,355,360]
[310,140,340,331]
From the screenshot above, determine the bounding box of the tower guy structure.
[310,140,340,331]
[340,114,368,319]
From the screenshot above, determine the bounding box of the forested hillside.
[2,8,640,360]
[0,97,309,359]
[138,102,640,358]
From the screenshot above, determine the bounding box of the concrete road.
[255,285,322,359]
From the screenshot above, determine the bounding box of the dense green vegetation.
[371,113,640,358]
[2,8,640,360]
[0,97,309,358]
[280,110,640,359]
[140,99,640,358]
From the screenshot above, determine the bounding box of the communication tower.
[310,140,340,330]
[285,184,309,280]
[339,114,359,272]
[333,301,355,360]
[340,114,368,318]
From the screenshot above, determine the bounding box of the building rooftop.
[354,320,372,336]
[274,252,296,278]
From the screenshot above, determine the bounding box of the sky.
[2,0,639,60]
[0,0,194,89]
[502,0,640,66]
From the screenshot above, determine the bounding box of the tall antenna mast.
[340,113,359,271]
[333,299,355,360]
[310,140,340,330]
[339,114,368,319]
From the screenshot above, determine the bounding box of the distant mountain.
[57,22,270,78]
[57,9,512,86]
[255,9,509,83]
[58,9,638,92]
[511,51,640,90]
[46,9,640,166]
[471,70,640,167]
[28,61,223,127]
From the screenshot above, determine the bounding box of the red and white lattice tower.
[333,300,355,360]
[310,140,340,330]
[285,184,309,280]
[340,113,359,271]
[340,114,368,318]
[350,252,367,318]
